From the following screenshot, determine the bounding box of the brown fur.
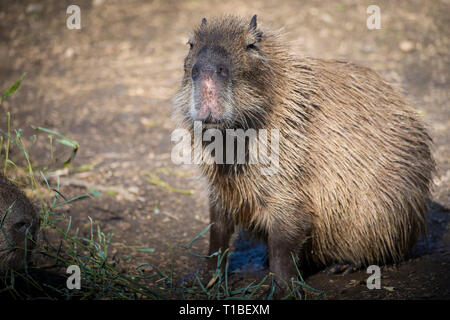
[0,175,39,271]
[173,15,435,294]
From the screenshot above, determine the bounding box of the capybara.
[0,175,39,272]
[173,15,435,297]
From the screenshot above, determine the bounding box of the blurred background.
[0,0,448,299]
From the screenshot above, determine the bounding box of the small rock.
[92,0,105,6]
[399,40,415,52]
[26,3,43,14]
[128,87,145,96]
[320,13,333,24]
[65,47,74,58]
[128,186,140,194]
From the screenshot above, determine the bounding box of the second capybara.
[0,174,39,272]
[173,15,435,297]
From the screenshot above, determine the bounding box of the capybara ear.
[201,18,207,26]
[249,14,257,30]
[247,15,263,50]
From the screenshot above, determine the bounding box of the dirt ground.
[0,0,449,299]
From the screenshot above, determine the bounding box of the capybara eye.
[187,37,194,49]
[189,42,193,49]
[246,42,258,51]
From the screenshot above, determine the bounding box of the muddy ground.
[0,0,449,299]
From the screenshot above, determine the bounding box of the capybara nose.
[216,64,229,79]
[192,62,229,80]
[13,220,32,234]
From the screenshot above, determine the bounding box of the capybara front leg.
[208,202,234,272]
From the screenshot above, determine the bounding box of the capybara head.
[177,15,273,130]
[0,176,39,272]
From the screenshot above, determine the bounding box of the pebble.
[399,40,415,52]
[26,3,43,14]
[93,0,105,6]
[65,47,75,58]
